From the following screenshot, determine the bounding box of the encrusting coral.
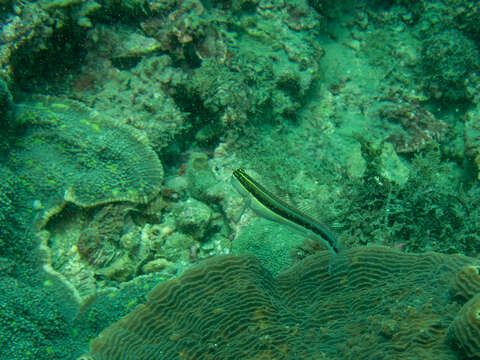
[10,95,164,230]
[84,246,480,360]
[77,55,187,154]
[5,94,165,305]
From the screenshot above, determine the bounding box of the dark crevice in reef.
[11,21,88,94]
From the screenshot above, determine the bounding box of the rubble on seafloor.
[29,136,233,305]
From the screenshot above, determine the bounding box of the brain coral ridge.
[86,246,480,360]
[449,292,480,358]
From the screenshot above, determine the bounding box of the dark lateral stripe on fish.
[232,168,339,254]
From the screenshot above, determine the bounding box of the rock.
[379,142,409,186]
[142,258,173,274]
[95,255,134,282]
[173,198,213,239]
[185,152,217,201]
[346,145,367,179]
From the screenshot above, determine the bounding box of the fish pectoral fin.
[233,197,251,223]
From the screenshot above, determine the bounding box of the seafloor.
[0,0,480,359]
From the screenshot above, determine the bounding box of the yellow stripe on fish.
[231,168,339,255]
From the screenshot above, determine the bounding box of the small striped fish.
[231,168,340,257]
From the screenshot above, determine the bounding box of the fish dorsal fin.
[294,199,318,216]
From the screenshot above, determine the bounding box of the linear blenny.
[231,168,339,255]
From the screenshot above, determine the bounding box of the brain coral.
[10,95,164,229]
[85,246,479,360]
[449,293,480,358]
[450,264,480,301]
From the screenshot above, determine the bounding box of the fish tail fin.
[327,249,348,275]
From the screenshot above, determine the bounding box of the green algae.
[338,147,480,254]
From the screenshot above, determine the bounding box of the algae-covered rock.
[186,59,252,125]
[84,55,186,153]
[95,254,135,282]
[173,198,213,240]
[86,24,162,60]
[142,258,173,274]
[10,95,164,229]
[0,1,51,84]
[140,0,324,127]
[421,29,480,102]
[185,152,217,201]
[379,142,409,186]
[154,231,197,263]
[346,145,367,179]
[381,103,447,154]
[465,106,480,179]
